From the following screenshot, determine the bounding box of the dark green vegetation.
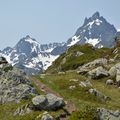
[46,44,113,73]
[69,106,99,120]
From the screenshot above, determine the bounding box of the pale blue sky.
[0,0,120,49]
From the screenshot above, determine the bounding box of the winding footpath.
[31,77,76,120]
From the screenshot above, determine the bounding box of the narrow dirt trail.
[31,77,76,120]
[32,77,61,97]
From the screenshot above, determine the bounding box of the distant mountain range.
[0,12,119,75]
[0,35,65,75]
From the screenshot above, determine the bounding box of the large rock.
[98,108,120,120]
[32,94,65,110]
[77,58,108,75]
[88,66,109,79]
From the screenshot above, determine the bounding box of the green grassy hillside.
[46,44,113,73]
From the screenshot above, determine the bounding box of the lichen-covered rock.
[32,94,65,110]
[87,66,109,79]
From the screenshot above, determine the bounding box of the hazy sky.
[0,0,120,49]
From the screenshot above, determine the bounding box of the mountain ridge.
[0,12,119,75]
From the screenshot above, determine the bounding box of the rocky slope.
[0,57,37,104]
[45,41,120,119]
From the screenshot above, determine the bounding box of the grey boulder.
[98,108,120,120]
[32,93,65,110]
[88,66,109,79]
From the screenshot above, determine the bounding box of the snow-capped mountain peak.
[67,12,117,48]
[0,35,65,75]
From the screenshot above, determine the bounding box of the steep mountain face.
[67,12,117,48]
[0,35,65,75]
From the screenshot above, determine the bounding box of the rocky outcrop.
[0,57,37,104]
[98,108,120,120]
[77,58,108,75]
[32,93,65,110]
[87,66,109,79]
[88,89,111,101]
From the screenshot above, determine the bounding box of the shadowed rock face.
[0,57,37,104]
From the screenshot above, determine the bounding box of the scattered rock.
[88,66,109,79]
[88,89,111,101]
[69,85,76,90]
[74,51,84,57]
[106,79,114,85]
[36,112,53,120]
[69,79,78,82]
[41,112,53,120]
[58,72,65,75]
[79,80,92,87]
[97,108,120,120]
[32,93,65,110]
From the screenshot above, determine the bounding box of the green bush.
[69,106,99,120]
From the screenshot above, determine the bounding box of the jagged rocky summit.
[67,12,117,48]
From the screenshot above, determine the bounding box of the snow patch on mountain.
[67,35,80,47]
[85,37,100,47]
